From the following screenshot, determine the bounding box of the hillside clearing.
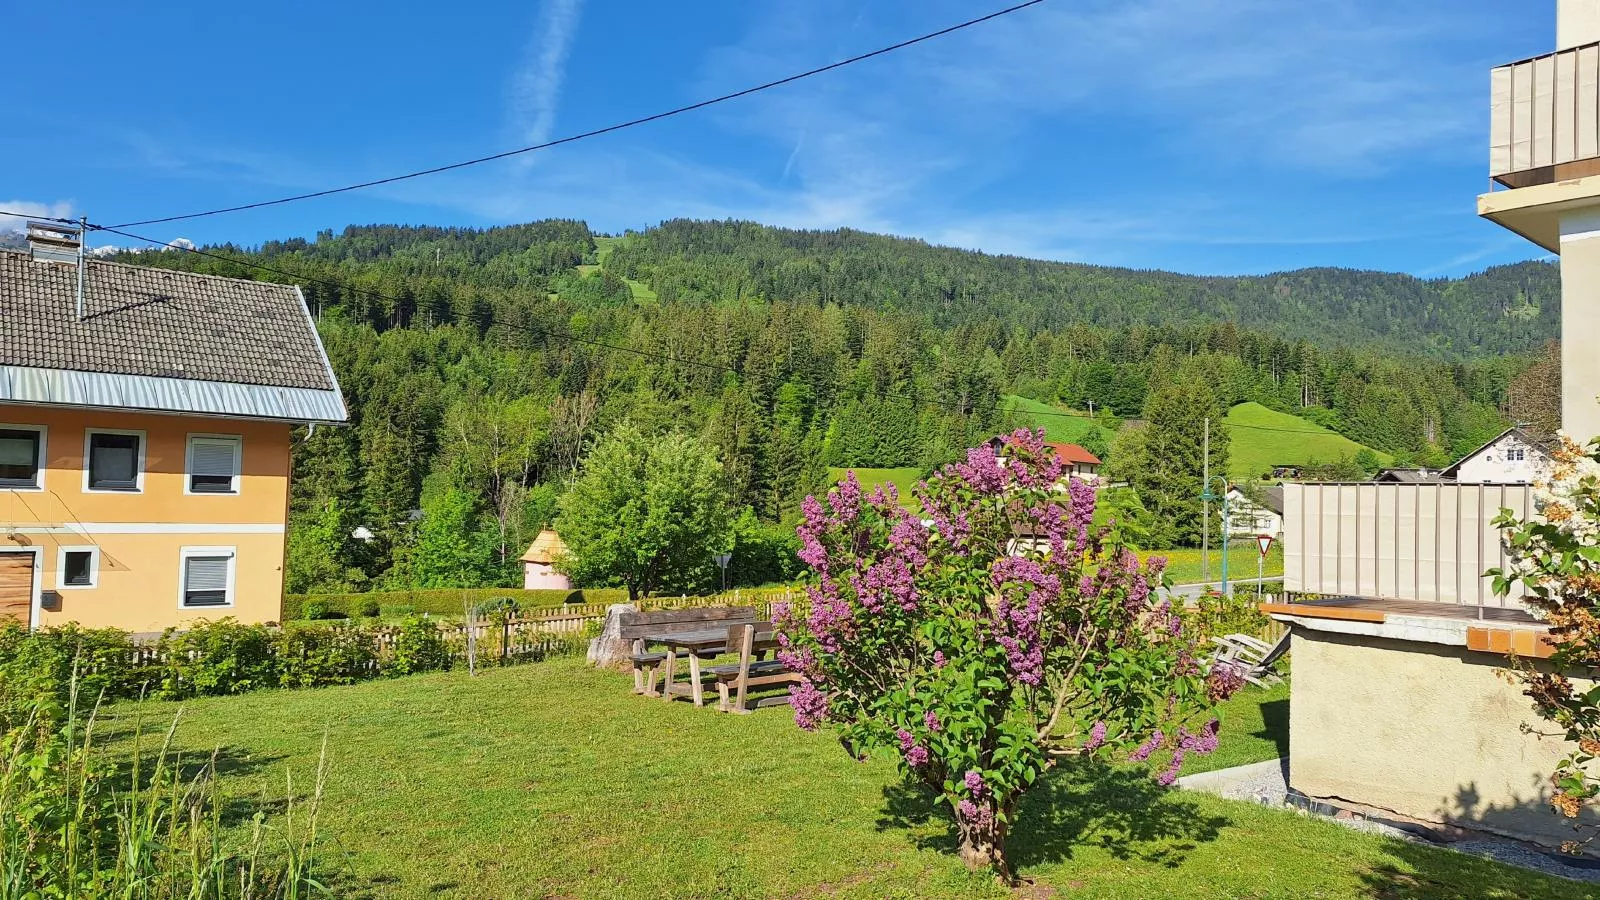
[1224,402,1391,480]
[1002,395,1113,447]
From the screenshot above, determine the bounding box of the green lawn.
[1002,395,1112,448]
[96,662,1590,899]
[1145,545,1284,585]
[1224,402,1391,480]
[827,466,925,509]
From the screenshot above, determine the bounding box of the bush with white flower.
[1492,434,1600,851]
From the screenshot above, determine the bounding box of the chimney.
[25,220,88,321]
[25,220,81,264]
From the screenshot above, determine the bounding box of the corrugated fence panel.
[1283,482,1532,606]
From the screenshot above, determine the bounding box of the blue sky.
[0,0,1555,276]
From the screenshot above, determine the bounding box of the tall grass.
[0,669,327,898]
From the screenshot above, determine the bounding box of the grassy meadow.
[93,660,1592,899]
[1223,402,1391,480]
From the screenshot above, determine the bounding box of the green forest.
[110,219,1555,595]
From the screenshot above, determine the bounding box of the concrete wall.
[1561,0,1600,50]
[1290,628,1597,847]
[523,561,571,591]
[0,407,291,631]
[1561,212,1600,441]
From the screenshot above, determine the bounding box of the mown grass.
[827,466,925,510]
[1002,395,1113,447]
[1224,402,1391,480]
[95,660,1590,899]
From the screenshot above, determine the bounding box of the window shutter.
[189,437,238,493]
[183,555,231,606]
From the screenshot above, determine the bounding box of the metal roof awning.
[0,365,347,424]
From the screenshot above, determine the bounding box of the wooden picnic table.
[646,628,779,705]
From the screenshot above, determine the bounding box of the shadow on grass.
[1256,698,1289,759]
[1359,837,1592,900]
[876,760,1230,870]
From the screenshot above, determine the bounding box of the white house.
[1224,484,1283,537]
[1441,426,1553,484]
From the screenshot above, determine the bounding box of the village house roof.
[1373,468,1447,484]
[1439,426,1555,479]
[1045,442,1101,466]
[0,249,346,422]
[520,529,568,565]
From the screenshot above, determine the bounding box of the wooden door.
[0,554,33,626]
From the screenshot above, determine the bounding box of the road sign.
[1256,534,1275,556]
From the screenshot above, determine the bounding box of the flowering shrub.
[1491,435,1600,851]
[778,430,1241,877]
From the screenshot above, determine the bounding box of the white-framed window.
[83,429,146,493]
[178,547,236,609]
[0,424,46,492]
[1508,447,1526,462]
[185,434,242,495]
[56,546,99,590]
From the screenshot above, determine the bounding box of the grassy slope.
[1145,545,1284,585]
[827,466,924,509]
[1224,402,1391,480]
[1002,395,1111,446]
[99,662,1589,899]
[591,235,658,303]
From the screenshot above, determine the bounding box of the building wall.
[1454,434,1551,484]
[523,561,571,591]
[1290,628,1597,846]
[0,407,291,631]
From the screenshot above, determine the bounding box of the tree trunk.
[956,817,1012,882]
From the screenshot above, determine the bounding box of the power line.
[88,221,1361,441]
[106,0,1049,229]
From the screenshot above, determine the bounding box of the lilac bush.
[776,430,1242,877]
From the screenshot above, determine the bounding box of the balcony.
[1490,43,1600,189]
[1281,482,1532,609]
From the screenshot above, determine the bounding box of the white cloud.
[0,200,75,233]
[507,0,585,161]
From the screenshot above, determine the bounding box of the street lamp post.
[1200,476,1231,597]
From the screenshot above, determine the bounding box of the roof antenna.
[75,215,87,322]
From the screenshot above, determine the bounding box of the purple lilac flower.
[957,798,994,828]
[827,471,863,523]
[964,770,987,797]
[1129,730,1164,762]
[1207,661,1247,702]
[989,557,1059,685]
[1145,555,1169,578]
[790,679,828,731]
[1084,720,1108,752]
[932,650,947,669]
[896,728,915,751]
[904,744,930,767]
[1178,720,1221,756]
[1067,477,1096,532]
[924,710,942,732]
[1157,750,1185,786]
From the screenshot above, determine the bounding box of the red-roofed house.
[1045,442,1101,479]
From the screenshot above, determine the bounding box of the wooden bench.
[619,606,757,696]
[707,622,799,714]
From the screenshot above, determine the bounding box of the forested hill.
[107,218,1550,594]
[607,220,1556,358]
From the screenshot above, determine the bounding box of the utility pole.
[1087,399,1095,416]
[1201,417,1210,583]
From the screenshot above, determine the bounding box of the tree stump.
[587,603,639,670]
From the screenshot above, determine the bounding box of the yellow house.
[0,225,346,632]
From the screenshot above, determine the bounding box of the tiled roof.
[1045,441,1101,466]
[0,250,334,391]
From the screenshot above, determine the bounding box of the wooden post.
[463,598,478,677]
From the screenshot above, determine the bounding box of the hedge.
[282,587,630,620]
